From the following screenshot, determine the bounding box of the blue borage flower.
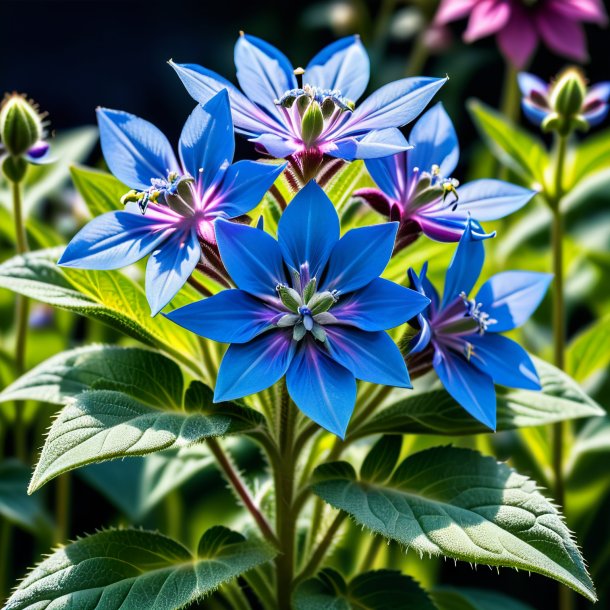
[354,103,536,248]
[169,34,447,176]
[408,220,552,429]
[166,181,430,438]
[58,91,286,316]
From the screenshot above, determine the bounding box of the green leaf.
[4,526,275,610]
[0,248,202,372]
[295,568,436,610]
[325,160,374,215]
[70,164,129,216]
[360,435,402,483]
[431,586,535,610]
[570,126,610,187]
[312,446,596,601]
[353,359,603,437]
[29,389,263,492]
[0,460,53,534]
[0,345,184,409]
[567,313,610,383]
[468,100,549,189]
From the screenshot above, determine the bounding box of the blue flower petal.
[408,262,439,314]
[433,348,496,430]
[441,220,485,308]
[215,160,287,218]
[305,36,370,102]
[286,340,356,438]
[475,271,552,332]
[215,218,286,298]
[468,334,540,390]
[327,128,410,161]
[332,278,429,331]
[339,76,447,134]
[583,82,610,126]
[409,314,433,355]
[517,72,548,98]
[96,109,179,191]
[322,222,398,294]
[364,152,408,202]
[234,34,297,114]
[145,228,201,316]
[58,209,172,270]
[214,330,295,402]
[522,99,550,126]
[179,91,234,189]
[165,289,278,343]
[408,103,459,177]
[325,326,411,388]
[455,179,536,221]
[249,134,300,158]
[416,214,492,243]
[277,181,339,279]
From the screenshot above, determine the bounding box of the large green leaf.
[566,313,610,384]
[29,389,263,492]
[70,164,128,216]
[431,587,535,610]
[570,126,610,187]
[468,100,549,190]
[0,460,53,534]
[0,345,184,409]
[312,446,596,601]
[353,359,603,438]
[0,248,202,372]
[4,526,275,610]
[295,568,436,610]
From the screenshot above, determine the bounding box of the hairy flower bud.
[301,101,324,146]
[551,69,587,118]
[0,93,43,157]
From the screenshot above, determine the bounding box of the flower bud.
[277,284,302,313]
[301,101,324,146]
[1,155,27,183]
[0,93,43,157]
[550,69,587,119]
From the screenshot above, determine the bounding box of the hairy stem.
[54,473,71,544]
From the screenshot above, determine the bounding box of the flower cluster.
[60,34,550,436]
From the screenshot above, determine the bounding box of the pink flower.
[435,0,607,68]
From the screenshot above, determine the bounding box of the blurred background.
[1,1,610,608]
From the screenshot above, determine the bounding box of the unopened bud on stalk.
[551,68,587,118]
[0,93,44,157]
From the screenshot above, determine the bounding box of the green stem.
[359,534,384,573]
[405,32,430,77]
[55,473,71,544]
[244,567,277,610]
[207,438,280,549]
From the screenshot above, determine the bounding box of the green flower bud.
[0,93,44,157]
[277,284,302,313]
[550,68,587,119]
[301,101,324,146]
[308,290,337,315]
[1,155,27,183]
[302,277,317,303]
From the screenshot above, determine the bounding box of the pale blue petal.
[165,289,278,344]
[146,228,201,316]
[364,152,408,202]
[433,348,496,430]
[326,326,411,388]
[214,330,295,401]
[583,82,610,126]
[249,134,301,158]
[322,222,398,294]
[455,179,536,221]
[475,271,552,332]
[522,99,549,125]
[326,128,410,161]
[215,218,286,297]
[517,72,548,97]
[286,340,356,438]
[97,108,179,191]
[305,36,370,101]
[277,180,339,279]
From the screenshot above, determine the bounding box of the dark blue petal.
[364,152,408,202]
[455,179,536,221]
[170,61,288,137]
[58,209,173,270]
[165,289,278,344]
[145,228,201,316]
[215,218,286,298]
[468,334,540,390]
[326,128,410,161]
[339,77,447,134]
[408,314,433,355]
[179,91,234,189]
[286,340,356,438]
[441,219,485,308]
[475,271,552,332]
[96,109,179,191]
[214,330,295,401]
[215,160,287,218]
[234,34,297,114]
[277,180,339,279]
[408,103,459,177]
[332,278,429,331]
[408,262,439,314]
[322,222,398,294]
[433,348,496,430]
[305,36,370,102]
[325,326,411,388]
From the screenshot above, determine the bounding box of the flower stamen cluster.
[459,291,497,335]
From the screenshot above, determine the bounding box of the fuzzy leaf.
[70,164,129,216]
[4,527,275,610]
[566,313,610,383]
[312,446,596,601]
[360,435,403,483]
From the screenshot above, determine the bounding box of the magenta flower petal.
[496,5,538,68]
[463,0,511,42]
[536,10,588,62]
[435,0,479,24]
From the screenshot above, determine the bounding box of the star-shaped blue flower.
[355,103,536,248]
[408,220,552,429]
[58,91,285,315]
[170,34,447,176]
[166,181,430,438]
